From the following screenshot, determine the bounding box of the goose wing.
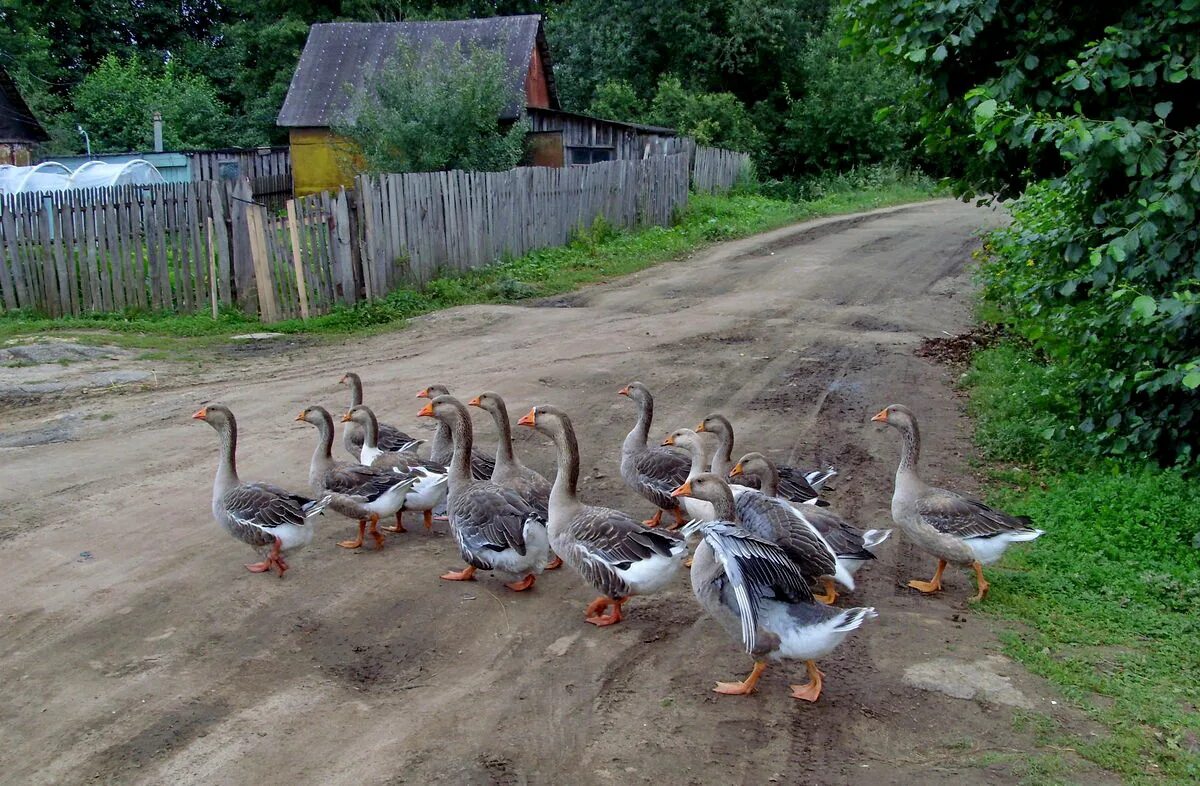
[917,488,1036,539]
[324,463,407,502]
[568,506,682,599]
[376,422,417,452]
[775,463,822,504]
[633,446,691,502]
[699,522,812,653]
[735,491,838,579]
[471,450,496,481]
[790,504,874,560]
[453,482,535,558]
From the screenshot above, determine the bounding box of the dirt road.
[0,200,1116,784]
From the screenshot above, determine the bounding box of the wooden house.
[277,15,677,195]
[1,68,48,166]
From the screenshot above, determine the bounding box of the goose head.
[617,381,652,406]
[871,404,917,431]
[417,394,465,425]
[516,404,568,436]
[468,391,507,418]
[341,404,374,427]
[729,451,773,482]
[417,383,451,400]
[670,472,736,519]
[191,403,235,431]
[662,427,703,453]
[694,412,732,437]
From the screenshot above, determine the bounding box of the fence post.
[228,178,257,315]
[207,216,219,319]
[244,204,279,323]
[332,187,356,305]
[285,199,310,320]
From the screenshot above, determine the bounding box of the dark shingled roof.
[0,67,49,143]
[277,15,557,128]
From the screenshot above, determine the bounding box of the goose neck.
[548,418,581,508]
[446,407,474,484]
[214,418,239,503]
[623,393,653,452]
[489,403,516,469]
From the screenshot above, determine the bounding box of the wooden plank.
[286,199,310,320]
[81,193,102,311]
[38,199,58,317]
[144,189,165,310]
[332,188,356,305]
[207,216,219,318]
[52,194,76,315]
[245,205,280,322]
[0,198,22,310]
[208,182,231,306]
[229,178,256,314]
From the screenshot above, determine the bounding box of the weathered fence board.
[691,146,752,195]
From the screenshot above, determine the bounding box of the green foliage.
[965,343,1200,781]
[645,75,766,156]
[587,79,641,122]
[845,0,1200,465]
[71,55,235,152]
[332,40,528,174]
[777,23,922,173]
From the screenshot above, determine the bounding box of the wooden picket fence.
[692,146,752,194]
[0,153,693,321]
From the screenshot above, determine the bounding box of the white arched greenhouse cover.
[0,162,72,195]
[67,160,166,189]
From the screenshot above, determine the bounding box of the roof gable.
[277,15,557,128]
[0,67,49,144]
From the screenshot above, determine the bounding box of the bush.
[72,55,234,152]
[645,76,766,158]
[777,23,922,174]
[333,40,528,175]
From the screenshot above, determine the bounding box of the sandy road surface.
[0,200,1117,785]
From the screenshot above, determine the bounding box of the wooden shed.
[0,68,49,166]
[277,14,676,195]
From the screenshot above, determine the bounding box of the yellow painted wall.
[289,128,361,196]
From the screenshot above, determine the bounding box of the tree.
[777,22,921,174]
[332,41,528,174]
[72,55,234,152]
[646,75,765,157]
[845,0,1200,463]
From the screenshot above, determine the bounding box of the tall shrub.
[846,0,1200,464]
[333,41,528,175]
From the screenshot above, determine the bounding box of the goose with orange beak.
[193,404,330,577]
[519,405,686,626]
[339,372,416,459]
[673,474,876,701]
[618,382,691,528]
[297,406,417,550]
[873,404,1043,602]
[341,405,446,532]
[419,395,549,590]
[417,384,495,480]
[696,413,834,506]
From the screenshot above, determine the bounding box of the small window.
[567,147,615,165]
[217,160,241,179]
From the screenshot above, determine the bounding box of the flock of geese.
[193,373,1043,701]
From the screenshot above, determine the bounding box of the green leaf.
[932,45,948,63]
[1183,371,1200,390]
[1154,101,1173,119]
[1024,54,1039,70]
[906,47,927,63]
[974,98,998,123]
[1131,295,1157,320]
[1071,74,1090,90]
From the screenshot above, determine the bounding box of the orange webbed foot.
[244,560,272,573]
[642,510,664,528]
[789,661,824,702]
[441,565,477,581]
[545,555,563,571]
[505,574,536,592]
[713,662,767,695]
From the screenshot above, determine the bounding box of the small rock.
[231,332,285,340]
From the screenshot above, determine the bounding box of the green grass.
[964,340,1200,782]
[0,178,936,353]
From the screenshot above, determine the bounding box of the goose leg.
[423,510,433,530]
[813,577,838,604]
[338,520,367,549]
[789,661,825,702]
[441,565,477,581]
[969,561,990,602]
[545,554,563,570]
[714,661,767,695]
[383,511,407,534]
[585,597,626,626]
[505,574,536,592]
[907,559,946,594]
[368,514,385,549]
[244,558,273,573]
[668,507,688,530]
[643,510,664,528]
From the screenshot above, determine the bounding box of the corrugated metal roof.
[277,15,553,128]
[0,67,49,143]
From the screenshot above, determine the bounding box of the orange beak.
[694,421,707,432]
[340,411,352,423]
[417,402,435,418]
[871,408,888,423]
[729,462,744,478]
[338,374,348,384]
[416,388,430,399]
[294,410,307,422]
[468,395,482,408]
[191,407,207,420]
[517,408,536,427]
[670,481,692,498]
[661,435,675,446]
[618,385,630,397]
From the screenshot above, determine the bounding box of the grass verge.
[964,340,1200,782]
[0,173,937,353]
